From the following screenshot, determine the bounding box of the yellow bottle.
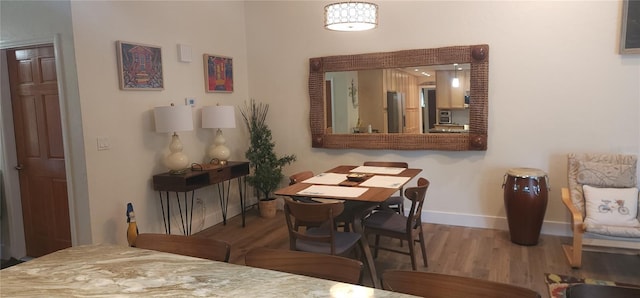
[126,203,139,247]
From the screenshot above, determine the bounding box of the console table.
[152,161,250,234]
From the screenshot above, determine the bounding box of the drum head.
[507,167,546,178]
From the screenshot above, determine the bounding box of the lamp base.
[208,129,231,165]
[165,133,190,173]
[169,168,188,175]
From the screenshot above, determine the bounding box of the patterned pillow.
[583,185,640,227]
[577,161,636,188]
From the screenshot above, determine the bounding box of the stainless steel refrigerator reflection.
[387,91,405,133]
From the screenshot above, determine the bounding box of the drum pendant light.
[324,2,378,31]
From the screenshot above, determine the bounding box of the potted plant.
[240,99,296,218]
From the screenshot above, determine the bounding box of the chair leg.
[374,234,381,258]
[408,235,417,270]
[418,229,428,267]
[397,203,405,248]
[562,229,584,268]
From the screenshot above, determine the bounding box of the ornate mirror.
[308,44,489,150]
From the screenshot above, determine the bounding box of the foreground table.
[565,284,640,298]
[0,244,415,297]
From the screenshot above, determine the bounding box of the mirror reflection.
[308,44,489,151]
[326,63,471,134]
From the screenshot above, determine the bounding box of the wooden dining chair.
[382,270,541,298]
[288,171,325,230]
[288,170,354,231]
[364,177,430,270]
[134,233,231,262]
[283,197,364,258]
[363,161,409,215]
[245,247,363,284]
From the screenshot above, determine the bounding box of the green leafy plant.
[240,99,296,201]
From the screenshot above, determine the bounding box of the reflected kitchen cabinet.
[331,68,421,134]
[380,68,421,133]
[436,69,470,109]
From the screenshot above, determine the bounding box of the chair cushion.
[295,232,361,255]
[384,196,404,206]
[583,185,640,228]
[584,223,640,238]
[577,161,636,188]
[364,211,407,233]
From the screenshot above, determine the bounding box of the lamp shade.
[154,105,193,133]
[324,2,378,31]
[202,105,236,129]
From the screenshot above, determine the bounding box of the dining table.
[0,244,416,297]
[274,165,422,289]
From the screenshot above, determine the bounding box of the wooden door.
[7,45,71,257]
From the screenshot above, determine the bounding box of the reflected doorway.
[421,87,436,133]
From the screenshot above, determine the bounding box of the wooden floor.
[195,209,640,297]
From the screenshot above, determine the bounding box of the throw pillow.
[577,161,636,188]
[583,185,640,227]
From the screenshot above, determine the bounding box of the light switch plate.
[97,136,111,151]
[178,44,192,62]
[185,97,196,107]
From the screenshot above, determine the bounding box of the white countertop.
[0,244,416,297]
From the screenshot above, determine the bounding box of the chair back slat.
[284,198,345,254]
[134,233,231,262]
[288,171,325,229]
[245,247,363,284]
[405,178,429,230]
[383,270,541,298]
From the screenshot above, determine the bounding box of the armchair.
[561,153,640,268]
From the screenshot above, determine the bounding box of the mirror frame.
[308,44,489,151]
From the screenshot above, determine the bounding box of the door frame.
[0,34,78,258]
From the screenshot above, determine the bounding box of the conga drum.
[502,168,549,245]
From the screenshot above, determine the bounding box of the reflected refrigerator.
[387,91,405,133]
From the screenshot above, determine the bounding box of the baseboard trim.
[194,204,574,237]
[421,210,572,237]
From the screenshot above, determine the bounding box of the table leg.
[352,215,380,288]
[238,176,247,227]
[187,191,194,235]
[216,181,231,225]
[175,192,188,235]
[159,191,169,234]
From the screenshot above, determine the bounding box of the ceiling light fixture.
[324,2,378,31]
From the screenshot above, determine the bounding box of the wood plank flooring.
[195,209,640,297]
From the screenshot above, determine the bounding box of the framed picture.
[621,0,640,54]
[204,54,233,92]
[116,41,164,90]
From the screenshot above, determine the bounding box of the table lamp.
[154,103,193,174]
[202,104,236,165]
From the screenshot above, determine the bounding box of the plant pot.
[258,198,277,218]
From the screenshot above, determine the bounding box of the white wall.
[0,0,90,258]
[1,1,639,255]
[244,1,639,234]
[69,1,250,244]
